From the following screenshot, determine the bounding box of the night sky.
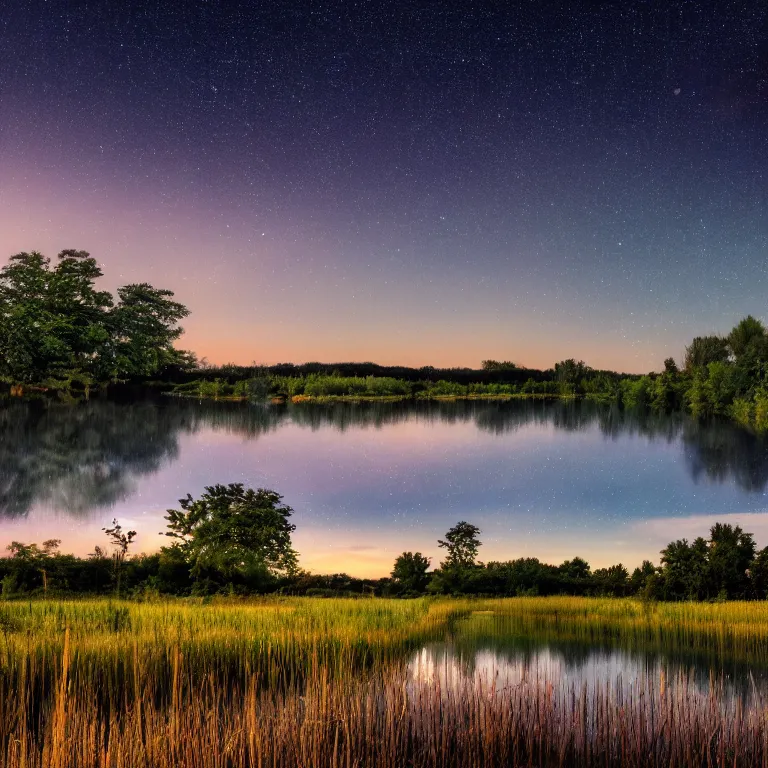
[1,1,766,372]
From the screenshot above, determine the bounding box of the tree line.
[2,483,766,601]
[0,250,191,395]
[3,250,768,433]
[618,316,768,431]
[172,316,768,434]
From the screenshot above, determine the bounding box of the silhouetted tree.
[707,522,755,599]
[438,522,481,569]
[728,315,767,361]
[683,336,729,371]
[663,357,679,374]
[103,518,136,598]
[391,552,431,594]
[593,564,630,596]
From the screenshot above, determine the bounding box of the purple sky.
[1,2,767,372]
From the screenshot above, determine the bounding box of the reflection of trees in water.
[277,394,768,502]
[430,616,768,704]
[3,396,767,519]
[681,419,768,492]
[0,399,198,517]
[0,398,296,518]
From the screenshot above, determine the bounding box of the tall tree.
[103,518,137,598]
[683,336,730,371]
[0,250,188,389]
[707,522,755,599]
[48,250,113,382]
[108,283,189,379]
[391,552,431,593]
[438,521,481,569]
[663,357,678,374]
[0,252,72,384]
[163,484,299,580]
[728,315,766,361]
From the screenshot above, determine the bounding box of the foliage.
[163,483,299,584]
[437,521,481,570]
[652,524,757,601]
[102,518,137,597]
[684,335,729,371]
[3,597,768,765]
[728,315,767,361]
[390,552,431,594]
[0,249,189,391]
[654,317,768,430]
[3,510,768,601]
[108,283,189,378]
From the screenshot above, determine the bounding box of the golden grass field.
[2,596,768,767]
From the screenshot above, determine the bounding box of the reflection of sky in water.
[409,642,768,710]
[2,398,768,575]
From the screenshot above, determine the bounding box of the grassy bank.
[3,596,768,766]
[169,373,584,402]
[286,392,569,403]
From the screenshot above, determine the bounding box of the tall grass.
[2,597,768,766]
[479,596,768,660]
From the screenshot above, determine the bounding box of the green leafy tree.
[163,484,299,582]
[707,522,755,599]
[558,557,591,580]
[391,552,431,593]
[0,251,114,388]
[438,521,482,570]
[649,372,683,412]
[4,539,62,594]
[620,376,652,408]
[0,249,188,390]
[663,357,678,374]
[683,336,729,371]
[107,283,189,379]
[629,560,657,593]
[593,563,629,596]
[728,315,766,361]
[660,538,708,600]
[749,546,768,598]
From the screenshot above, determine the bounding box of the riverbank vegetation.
[4,250,768,432]
[0,250,192,397]
[2,484,767,602]
[166,315,768,432]
[168,372,578,401]
[1,596,768,766]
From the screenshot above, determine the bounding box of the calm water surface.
[2,396,768,574]
[409,614,768,709]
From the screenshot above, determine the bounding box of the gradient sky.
[1,1,766,372]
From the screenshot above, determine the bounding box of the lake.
[2,396,768,575]
[409,611,768,712]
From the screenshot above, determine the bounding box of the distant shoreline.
[165,392,577,404]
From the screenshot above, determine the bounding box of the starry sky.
[1,1,766,373]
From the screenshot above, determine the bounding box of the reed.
[2,596,768,766]
[477,596,768,659]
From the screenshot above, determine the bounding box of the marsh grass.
[3,596,768,766]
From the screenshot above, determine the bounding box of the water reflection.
[1,396,767,519]
[410,614,768,709]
